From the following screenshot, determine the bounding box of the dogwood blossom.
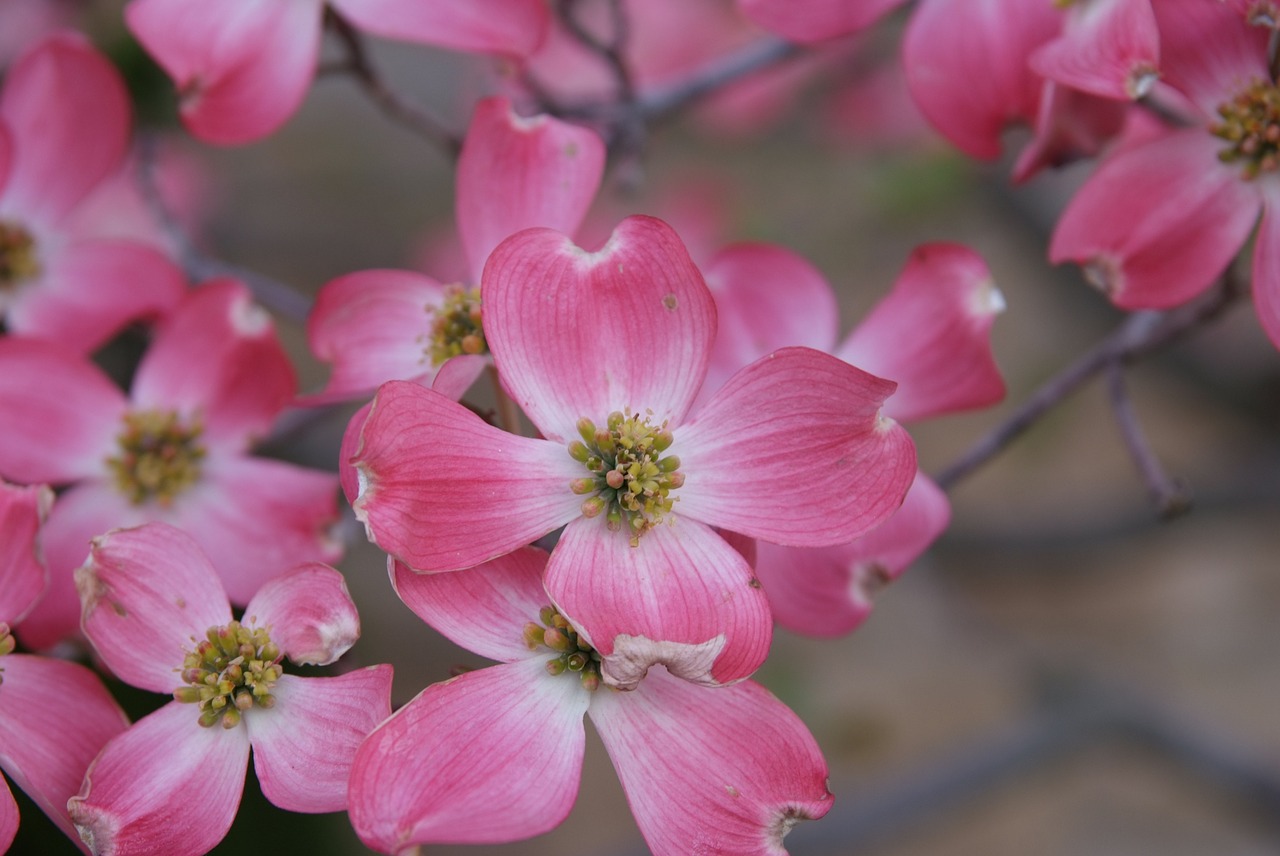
[0,280,341,648]
[349,547,832,855]
[355,215,917,689]
[69,523,391,856]
[0,34,184,351]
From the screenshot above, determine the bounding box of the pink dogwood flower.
[0,481,129,853]
[349,547,833,855]
[1050,0,1280,349]
[69,523,392,856]
[701,242,1005,636]
[0,34,185,351]
[0,279,341,648]
[126,0,551,144]
[903,0,1157,181]
[354,215,917,690]
[306,96,605,406]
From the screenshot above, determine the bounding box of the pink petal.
[1029,0,1159,101]
[338,400,371,506]
[0,655,128,845]
[1050,130,1262,308]
[243,563,360,666]
[835,242,1006,423]
[391,547,552,664]
[430,352,488,400]
[6,239,186,354]
[0,780,13,854]
[589,667,833,856]
[126,0,322,145]
[739,0,906,42]
[678,347,917,545]
[0,481,52,626]
[756,472,950,638]
[0,33,129,224]
[1155,0,1270,117]
[904,0,1058,159]
[132,280,295,451]
[456,97,606,281]
[305,269,447,404]
[77,523,232,693]
[166,454,341,604]
[246,668,393,814]
[349,658,588,850]
[69,701,250,856]
[1252,192,1280,351]
[0,337,125,484]
[700,242,839,402]
[15,481,143,652]
[1010,81,1129,183]
[481,216,716,441]
[353,380,581,572]
[546,517,772,690]
[329,0,550,58]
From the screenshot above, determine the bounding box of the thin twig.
[935,274,1243,491]
[1105,360,1192,519]
[325,11,462,157]
[637,36,803,122]
[134,135,314,324]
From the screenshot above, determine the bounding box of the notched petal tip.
[600,633,728,691]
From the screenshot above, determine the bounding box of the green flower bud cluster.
[523,606,602,692]
[106,409,206,507]
[173,621,283,729]
[426,285,486,366]
[1213,81,1280,179]
[567,411,684,545]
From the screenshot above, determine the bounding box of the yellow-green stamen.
[1212,80,1280,179]
[567,411,684,546]
[424,285,486,366]
[523,606,602,692]
[173,620,282,729]
[0,623,14,687]
[106,410,206,506]
[0,220,40,291]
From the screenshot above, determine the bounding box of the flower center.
[425,285,486,366]
[523,606,602,692]
[173,620,282,729]
[567,411,684,545]
[106,410,206,506]
[0,220,40,292]
[1212,80,1280,179]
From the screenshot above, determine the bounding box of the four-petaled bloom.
[0,279,343,649]
[1051,0,1280,351]
[699,241,1005,636]
[354,215,918,690]
[350,547,833,855]
[69,523,393,856]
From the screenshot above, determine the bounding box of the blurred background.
[7,1,1280,853]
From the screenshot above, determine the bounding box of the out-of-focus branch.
[134,135,314,324]
[637,36,803,121]
[1105,361,1192,519]
[324,11,462,157]
[935,272,1244,494]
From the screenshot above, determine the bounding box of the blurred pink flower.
[701,242,1005,636]
[126,0,551,144]
[69,523,392,856]
[350,548,832,855]
[1050,0,1280,349]
[0,34,185,351]
[0,280,341,648]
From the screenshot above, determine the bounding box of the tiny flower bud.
[581,496,607,518]
[570,478,597,495]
